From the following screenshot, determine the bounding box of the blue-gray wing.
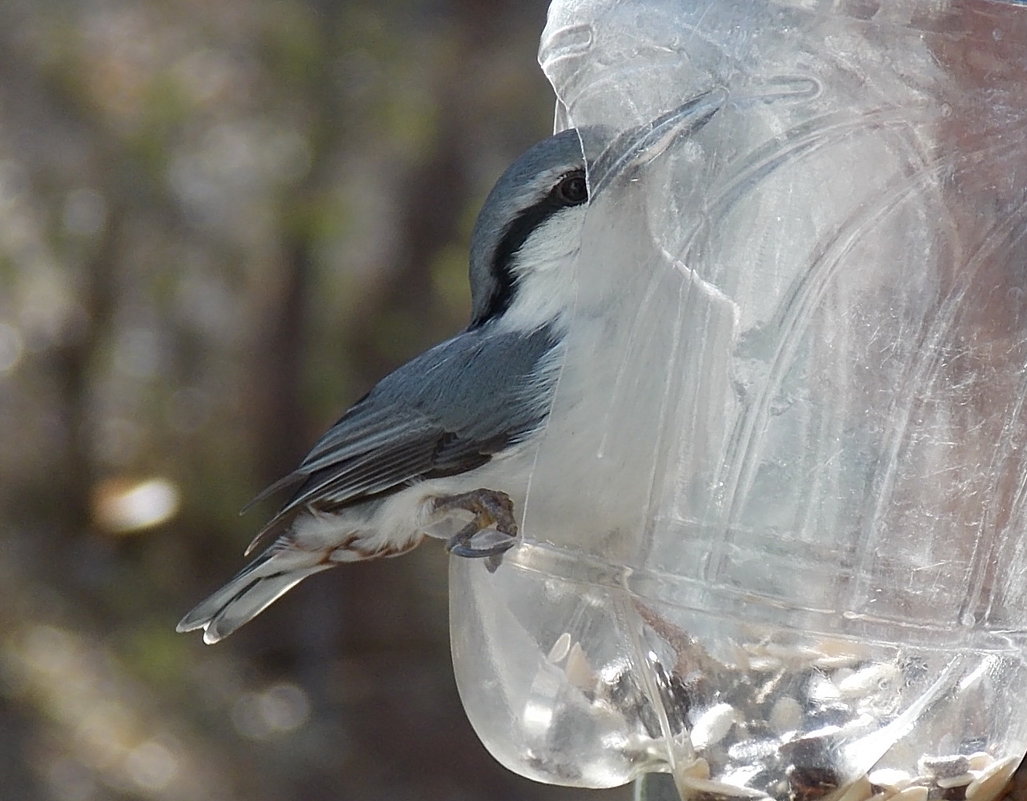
[251,323,560,537]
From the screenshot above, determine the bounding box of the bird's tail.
[176,546,332,644]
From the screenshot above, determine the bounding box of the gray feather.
[177,549,317,635]
[254,323,560,531]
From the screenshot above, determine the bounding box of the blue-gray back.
[257,323,560,527]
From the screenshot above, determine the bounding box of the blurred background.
[0,0,631,798]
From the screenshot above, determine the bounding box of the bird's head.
[466,89,724,334]
[468,128,589,331]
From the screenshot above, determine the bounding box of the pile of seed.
[674,753,1020,801]
[542,627,1024,801]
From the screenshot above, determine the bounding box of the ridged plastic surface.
[451,2,1027,798]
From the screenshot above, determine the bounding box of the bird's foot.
[434,488,518,571]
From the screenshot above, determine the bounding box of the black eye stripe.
[470,200,559,328]
[468,166,588,329]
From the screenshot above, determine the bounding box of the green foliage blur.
[0,1,630,798]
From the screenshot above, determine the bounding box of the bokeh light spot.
[231,682,310,740]
[124,739,179,792]
[92,477,181,533]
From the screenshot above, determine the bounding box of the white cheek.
[516,208,587,270]
[496,209,586,332]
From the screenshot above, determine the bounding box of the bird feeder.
[449,2,1027,800]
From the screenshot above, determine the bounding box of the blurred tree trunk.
[50,211,120,536]
[251,230,313,484]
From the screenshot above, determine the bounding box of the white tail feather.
[176,547,332,644]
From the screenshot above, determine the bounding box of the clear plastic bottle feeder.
[449,2,1027,799]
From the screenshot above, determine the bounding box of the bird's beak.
[589,87,726,198]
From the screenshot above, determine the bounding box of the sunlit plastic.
[450,2,1027,799]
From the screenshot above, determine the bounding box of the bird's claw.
[435,488,518,571]
[447,527,515,574]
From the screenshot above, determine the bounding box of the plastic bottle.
[451,2,1027,799]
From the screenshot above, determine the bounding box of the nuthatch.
[177,90,722,644]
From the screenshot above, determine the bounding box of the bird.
[177,90,722,644]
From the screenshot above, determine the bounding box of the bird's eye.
[554,172,588,206]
